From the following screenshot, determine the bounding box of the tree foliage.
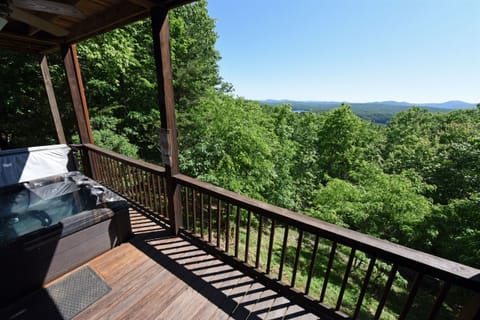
[309,163,433,247]
[179,94,296,208]
[0,52,71,149]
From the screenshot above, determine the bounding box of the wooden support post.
[151,6,182,234]
[62,43,94,145]
[40,55,66,144]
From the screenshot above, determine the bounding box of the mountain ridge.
[260,99,477,124]
[261,99,476,109]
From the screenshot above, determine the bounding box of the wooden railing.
[76,144,480,320]
[73,144,169,224]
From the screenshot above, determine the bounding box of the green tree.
[169,0,222,110]
[316,104,383,182]
[289,111,323,208]
[385,107,480,204]
[179,93,295,207]
[261,104,298,209]
[309,163,433,247]
[0,51,71,149]
[74,0,222,161]
[427,194,480,267]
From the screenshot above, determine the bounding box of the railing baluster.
[245,210,252,263]
[279,225,289,281]
[255,215,263,269]
[399,272,423,320]
[124,164,130,196]
[92,152,102,182]
[427,281,451,320]
[113,161,121,193]
[291,229,303,287]
[104,157,113,188]
[320,241,337,302]
[336,248,356,311]
[225,203,231,253]
[151,174,159,213]
[305,234,319,295]
[91,152,100,181]
[102,156,109,184]
[353,257,376,318]
[99,155,106,183]
[111,159,120,191]
[117,162,128,197]
[135,168,143,205]
[234,206,240,258]
[266,219,276,274]
[208,195,212,243]
[106,157,115,189]
[192,189,197,235]
[144,172,151,209]
[134,167,141,203]
[134,167,142,204]
[162,177,168,215]
[127,165,135,200]
[374,264,399,320]
[185,187,190,230]
[200,193,204,239]
[217,199,221,248]
[100,155,108,185]
[157,174,164,217]
[140,169,147,207]
[114,160,122,191]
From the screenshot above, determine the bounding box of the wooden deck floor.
[20,209,320,320]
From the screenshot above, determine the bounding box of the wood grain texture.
[151,7,182,234]
[40,55,66,144]
[62,44,93,144]
[43,209,319,320]
[13,0,86,19]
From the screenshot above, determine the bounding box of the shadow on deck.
[1,209,320,320]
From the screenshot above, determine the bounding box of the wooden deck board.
[5,209,319,320]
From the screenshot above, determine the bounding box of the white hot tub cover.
[0,144,73,188]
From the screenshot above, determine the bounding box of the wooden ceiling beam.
[0,31,57,46]
[165,0,196,10]
[127,0,196,10]
[0,0,198,53]
[66,1,148,44]
[13,0,86,19]
[10,7,69,36]
[127,0,155,8]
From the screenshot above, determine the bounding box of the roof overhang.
[0,0,195,54]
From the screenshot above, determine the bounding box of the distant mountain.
[261,99,476,109]
[418,100,476,109]
[260,99,477,124]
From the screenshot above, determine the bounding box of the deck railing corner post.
[151,5,182,235]
[83,146,96,180]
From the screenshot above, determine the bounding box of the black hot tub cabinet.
[0,171,131,306]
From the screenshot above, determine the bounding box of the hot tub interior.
[0,171,130,306]
[0,171,124,245]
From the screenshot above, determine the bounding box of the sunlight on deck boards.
[69,209,320,319]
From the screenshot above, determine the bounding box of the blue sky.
[206,0,479,103]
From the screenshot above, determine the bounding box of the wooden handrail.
[73,144,169,223]
[174,173,480,293]
[79,143,166,175]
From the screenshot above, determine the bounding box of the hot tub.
[0,171,130,306]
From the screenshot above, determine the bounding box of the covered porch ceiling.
[0,0,195,54]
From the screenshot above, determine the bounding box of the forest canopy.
[0,0,479,272]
